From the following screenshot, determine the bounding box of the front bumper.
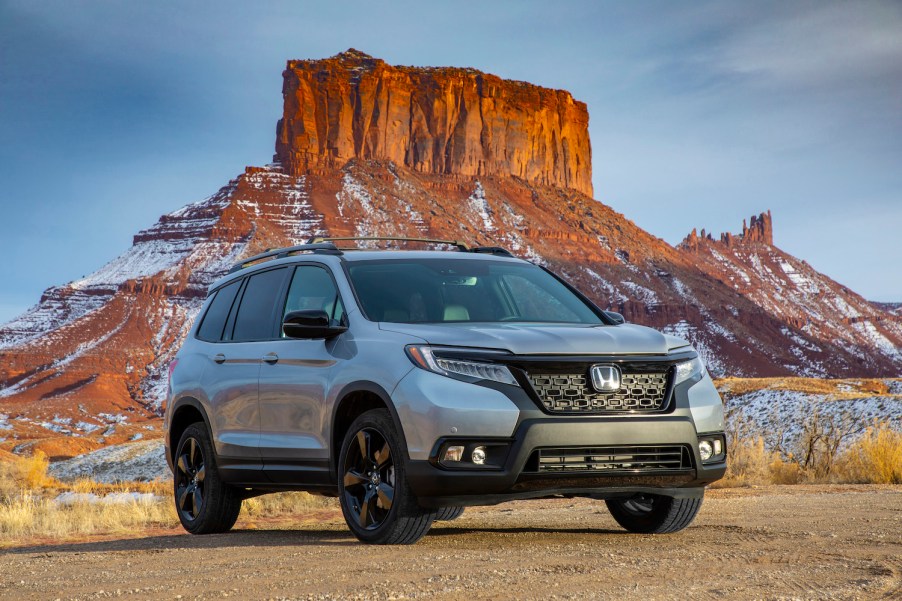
[407,413,726,507]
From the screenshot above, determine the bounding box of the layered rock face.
[275,50,593,196]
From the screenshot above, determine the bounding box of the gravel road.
[1,485,900,600]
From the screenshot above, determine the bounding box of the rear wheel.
[435,506,465,521]
[338,409,435,544]
[173,422,242,534]
[605,493,703,534]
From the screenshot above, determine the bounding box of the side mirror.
[282,310,347,339]
[603,311,625,325]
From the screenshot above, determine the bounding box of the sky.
[1,0,901,323]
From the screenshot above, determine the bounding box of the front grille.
[528,371,669,413]
[535,445,692,473]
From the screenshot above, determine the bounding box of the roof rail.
[228,242,340,273]
[469,246,514,257]
[306,236,470,252]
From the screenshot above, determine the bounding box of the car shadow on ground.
[430,525,624,537]
[6,524,627,555]
[3,528,354,555]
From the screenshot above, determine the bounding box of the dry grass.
[717,420,902,487]
[0,493,177,543]
[834,423,902,484]
[715,377,901,399]
[0,451,337,546]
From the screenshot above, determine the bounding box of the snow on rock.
[49,439,168,483]
[467,181,495,232]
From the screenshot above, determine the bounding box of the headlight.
[406,345,519,386]
[674,356,705,385]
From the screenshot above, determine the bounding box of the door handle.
[213,353,226,364]
[263,353,279,365]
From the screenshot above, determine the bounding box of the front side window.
[231,268,288,341]
[197,279,241,342]
[281,265,344,337]
[346,259,602,324]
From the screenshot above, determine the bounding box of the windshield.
[346,259,603,324]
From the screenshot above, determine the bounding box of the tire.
[435,506,465,521]
[338,409,435,544]
[173,422,243,534]
[605,493,703,534]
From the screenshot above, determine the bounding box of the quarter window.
[197,280,241,342]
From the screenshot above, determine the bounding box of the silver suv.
[164,238,726,544]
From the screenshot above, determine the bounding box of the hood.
[378,322,687,355]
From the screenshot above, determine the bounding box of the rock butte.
[275,49,593,197]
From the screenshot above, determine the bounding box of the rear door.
[202,267,289,463]
[258,264,346,484]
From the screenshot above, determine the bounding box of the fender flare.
[167,396,215,468]
[329,380,409,477]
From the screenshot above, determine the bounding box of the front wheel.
[338,409,435,544]
[605,493,703,534]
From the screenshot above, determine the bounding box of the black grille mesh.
[536,445,691,472]
[528,371,669,413]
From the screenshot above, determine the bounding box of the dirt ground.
[1,485,900,600]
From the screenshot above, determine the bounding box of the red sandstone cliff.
[275,49,593,197]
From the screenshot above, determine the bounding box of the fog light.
[443,445,464,462]
[699,440,714,462]
[713,438,723,456]
[471,446,487,465]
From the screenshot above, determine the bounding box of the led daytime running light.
[407,346,518,386]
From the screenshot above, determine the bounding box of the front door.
[258,264,346,484]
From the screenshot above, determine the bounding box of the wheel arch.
[168,397,214,471]
[330,381,409,478]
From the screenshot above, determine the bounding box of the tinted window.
[231,268,288,341]
[282,266,344,337]
[197,280,241,341]
[502,274,587,323]
[347,259,602,324]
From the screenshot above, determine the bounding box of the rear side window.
[231,268,288,341]
[197,280,241,342]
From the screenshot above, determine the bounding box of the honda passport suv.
[164,237,726,544]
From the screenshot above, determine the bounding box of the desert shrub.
[833,422,902,484]
[767,457,804,485]
[716,435,773,487]
[0,451,60,501]
[243,491,336,518]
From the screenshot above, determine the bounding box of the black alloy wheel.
[175,436,206,521]
[342,427,395,530]
[173,422,242,534]
[338,409,435,544]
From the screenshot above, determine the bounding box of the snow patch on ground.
[724,388,902,447]
[49,439,168,483]
[54,492,163,505]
